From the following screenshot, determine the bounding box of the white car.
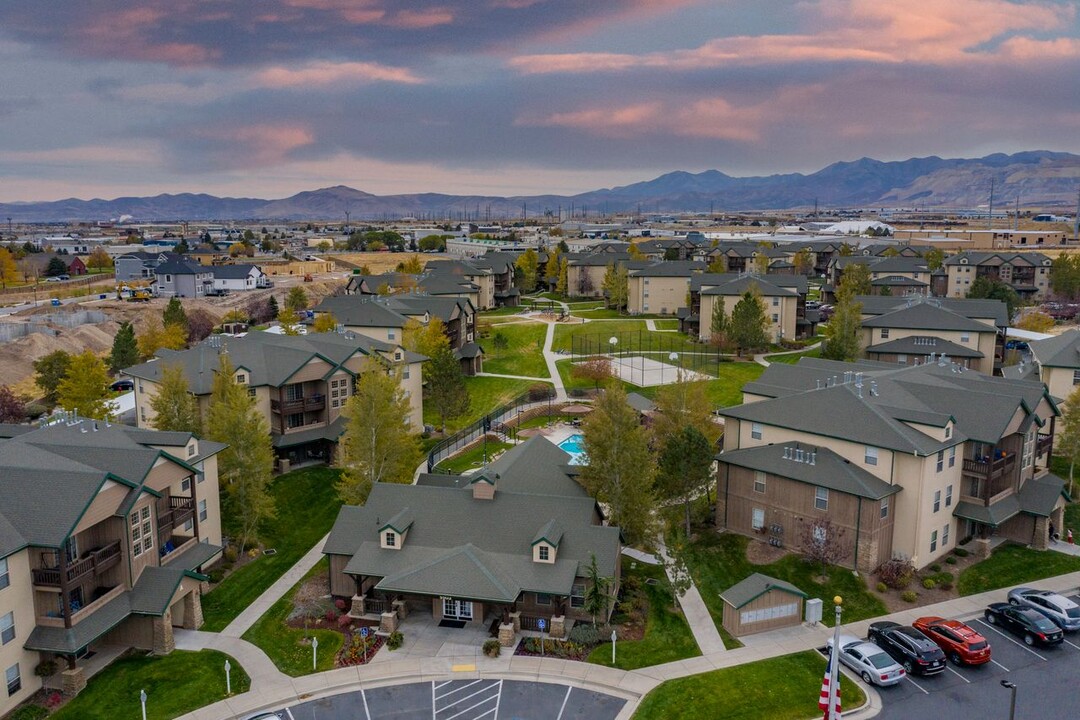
[827,634,906,687]
[1008,587,1080,631]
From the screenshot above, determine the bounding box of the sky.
[1,0,1079,202]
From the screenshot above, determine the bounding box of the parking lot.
[273,679,627,720]
[869,593,1080,718]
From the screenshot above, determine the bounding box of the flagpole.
[829,595,843,720]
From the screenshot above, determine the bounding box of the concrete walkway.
[542,319,568,401]
[475,371,551,382]
[175,630,289,688]
[219,532,330,638]
[753,341,822,367]
[655,539,728,656]
[1049,538,1080,556]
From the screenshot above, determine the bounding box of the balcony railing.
[271,394,325,414]
[157,495,194,539]
[1037,435,1053,456]
[32,540,122,587]
[962,454,1015,480]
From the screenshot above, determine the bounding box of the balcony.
[1037,435,1053,457]
[32,541,122,587]
[962,454,1015,481]
[157,495,194,541]
[271,394,325,414]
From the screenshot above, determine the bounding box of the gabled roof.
[211,264,262,279]
[721,573,807,608]
[699,275,797,298]
[380,508,415,533]
[532,519,565,547]
[861,303,991,333]
[944,251,1051,267]
[718,442,901,500]
[628,261,706,277]
[865,336,984,359]
[313,296,409,328]
[1029,329,1080,369]
[855,296,1007,327]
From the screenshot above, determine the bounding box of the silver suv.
[1007,587,1080,631]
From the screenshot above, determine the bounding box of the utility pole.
[1015,194,1020,231]
[987,177,995,230]
[1074,187,1080,244]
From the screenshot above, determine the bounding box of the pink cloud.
[386,8,455,28]
[253,61,425,87]
[199,124,315,167]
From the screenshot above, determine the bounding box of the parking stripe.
[361,688,372,720]
[439,684,499,714]
[945,666,971,683]
[971,619,1047,661]
[285,709,296,720]
[990,658,1010,672]
[905,676,930,695]
[492,679,503,720]
[1064,639,1080,651]
[435,680,455,690]
[442,693,500,720]
[556,686,573,720]
[437,680,484,702]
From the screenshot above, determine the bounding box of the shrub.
[945,556,957,565]
[492,332,509,350]
[326,610,337,623]
[43,692,62,709]
[922,578,937,590]
[207,568,225,584]
[34,660,57,677]
[24,403,46,420]
[528,383,555,401]
[877,556,916,590]
[953,547,969,557]
[337,614,352,629]
[223,546,239,563]
[387,631,404,651]
[335,598,347,611]
[10,707,48,720]
[569,623,605,646]
[939,582,954,592]
[929,563,942,572]
[483,639,501,658]
[901,591,918,603]
[875,582,888,593]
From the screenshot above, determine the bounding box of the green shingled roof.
[721,573,807,609]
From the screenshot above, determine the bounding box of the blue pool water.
[557,434,587,464]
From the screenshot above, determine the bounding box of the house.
[123,330,425,470]
[324,436,621,644]
[626,261,706,315]
[943,252,1053,302]
[115,252,172,282]
[0,419,223,713]
[65,257,87,276]
[210,264,268,292]
[153,258,214,298]
[858,297,1006,375]
[718,357,1064,571]
[720,573,808,637]
[686,273,813,342]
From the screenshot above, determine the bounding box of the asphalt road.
[875,593,1080,720]
[275,680,626,720]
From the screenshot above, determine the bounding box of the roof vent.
[809,452,816,466]
[938,353,948,366]
[795,448,804,462]
[816,379,822,390]
[783,447,792,460]
[870,381,878,396]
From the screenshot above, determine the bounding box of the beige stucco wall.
[860,326,996,375]
[699,294,798,343]
[628,276,691,315]
[946,263,1051,300]
[1042,367,1075,406]
[0,549,42,716]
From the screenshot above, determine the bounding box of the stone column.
[1033,516,1049,551]
[349,595,366,618]
[152,609,175,654]
[393,599,409,620]
[973,537,992,559]
[498,623,515,647]
[379,611,399,634]
[509,611,521,633]
[61,667,87,696]
[182,588,204,630]
[549,615,566,640]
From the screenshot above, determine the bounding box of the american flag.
[819,648,842,719]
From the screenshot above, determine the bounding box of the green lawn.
[680,533,885,640]
[633,651,866,720]
[556,359,763,409]
[201,467,344,632]
[242,560,344,676]
[957,542,1080,595]
[478,305,526,317]
[425,376,542,434]
[765,346,822,365]
[570,308,630,319]
[51,650,250,720]
[434,438,514,473]
[477,321,549,377]
[552,320,705,354]
[1065,501,1080,533]
[587,558,700,669]
[652,319,681,330]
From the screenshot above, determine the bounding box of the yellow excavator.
[116,280,154,302]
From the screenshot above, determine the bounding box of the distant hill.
[3,151,1079,222]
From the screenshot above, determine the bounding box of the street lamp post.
[609,336,618,381]
[224,659,232,695]
[1001,680,1017,720]
[312,636,319,671]
[611,629,617,665]
[669,351,680,384]
[139,689,147,720]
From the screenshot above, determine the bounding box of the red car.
[913,616,991,666]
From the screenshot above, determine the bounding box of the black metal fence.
[568,328,724,385]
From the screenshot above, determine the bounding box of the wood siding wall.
[721,589,804,637]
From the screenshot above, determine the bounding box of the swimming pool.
[557,433,587,465]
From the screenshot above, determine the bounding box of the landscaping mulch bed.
[745,538,789,565]
[513,637,591,661]
[874,548,982,613]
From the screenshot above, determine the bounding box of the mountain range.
[3,151,1079,223]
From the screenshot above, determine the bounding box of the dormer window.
[385,531,396,547]
[538,545,549,561]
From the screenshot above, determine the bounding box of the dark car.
[913,616,991,666]
[110,379,134,392]
[984,602,1064,646]
[867,621,946,675]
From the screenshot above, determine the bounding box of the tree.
[186,309,216,343]
[601,262,629,311]
[109,322,139,373]
[663,247,680,261]
[418,235,446,252]
[728,288,770,356]
[967,276,1020,318]
[822,288,863,361]
[336,362,421,504]
[571,356,612,391]
[138,320,188,359]
[86,247,113,271]
[515,249,539,292]
[1015,311,1055,333]
[206,354,275,553]
[579,383,657,546]
[657,426,714,536]
[752,251,770,275]
[277,306,302,335]
[426,345,470,431]
[838,244,855,256]
[838,263,871,296]
[403,317,449,359]
[0,248,19,286]
[267,295,279,320]
[162,297,188,331]
[653,375,722,447]
[706,255,727,274]
[174,238,190,255]
[1056,386,1080,497]
[285,286,309,311]
[0,386,26,423]
[582,553,613,624]
[149,364,201,434]
[793,248,814,275]
[557,239,570,254]
[627,244,646,260]
[799,518,850,581]
[662,541,693,611]
[56,351,111,419]
[556,257,569,296]
[578,266,595,296]
[709,302,731,351]
[33,350,72,404]
[1052,255,1080,300]
[312,312,339,333]
[45,256,68,277]
[399,255,424,274]
[544,249,561,288]
[880,246,900,257]
[924,248,945,272]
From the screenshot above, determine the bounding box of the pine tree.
[285,286,309,311]
[57,351,111,419]
[206,353,275,553]
[336,362,421,504]
[729,288,769,356]
[109,322,139,373]
[162,297,188,331]
[656,426,714,536]
[579,383,657,546]
[267,295,279,319]
[150,364,201,434]
[582,553,613,624]
[426,345,470,431]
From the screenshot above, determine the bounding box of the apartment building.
[684,273,813,342]
[626,261,706,315]
[826,255,932,301]
[943,252,1053,302]
[896,229,1067,250]
[0,419,223,713]
[123,330,425,471]
[719,357,1064,571]
[1017,329,1080,405]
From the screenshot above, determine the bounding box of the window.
[942,524,950,547]
[538,545,550,561]
[571,583,585,608]
[880,496,889,519]
[1023,427,1036,468]
[751,423,762,440]
[930,530,938,552]
[936,451,944,472]
[753,471,766,494]
[131,506,152,558]
[751,508,765,530]
[181,477,191,493]
[880,328,890,339]
[865,447,878,466]
[286,413,305,429]
[0,558,8,591]
[1073,369,1080,386]
[814,487,829,511]
[535,593,551,606]
[388,330,396,340]
[198,499,207,522]
[403,367,410,380]
[248,387,256,397]
[235,374,246,384]
[945,485,953,507]
[5,664,19,697]
[0,612,13,645]
[197,471,205,484]
[896,354,907,364]
[772,297,779,307]
[960,333,970,343]
[184,519,193,532]
[933,490,941,513]
[771,313,779,323]
[385,531,396,547]
[945,425,951,439]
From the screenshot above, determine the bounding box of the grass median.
[957,542,1080,595]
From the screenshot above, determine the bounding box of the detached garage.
[720,573,807,637]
